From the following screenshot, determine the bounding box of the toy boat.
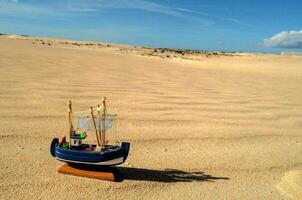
[50,97,130,166]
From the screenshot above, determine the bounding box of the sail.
[76,114,116,132]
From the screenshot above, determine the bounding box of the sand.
[0,35,301,200]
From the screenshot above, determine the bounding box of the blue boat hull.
[50,138,130,166]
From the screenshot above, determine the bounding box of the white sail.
[76,115,116,132]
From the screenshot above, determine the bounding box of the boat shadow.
[68,164,229,183]
[115,167,229,183]
[114,167,229,183]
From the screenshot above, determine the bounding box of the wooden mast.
[67,100,73,148]
[90,106,101,148]
[97,104,102,146]
[101,97,107,148]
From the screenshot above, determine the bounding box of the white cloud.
[62,0,213,25]
[175,7,252,27]
[0,0,213,26]
[0,0,18,3]
[264,30,302,49]
[0,0,65,18]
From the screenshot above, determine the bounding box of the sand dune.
[0,35,302,199]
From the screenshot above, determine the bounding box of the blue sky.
[0,0,301,52]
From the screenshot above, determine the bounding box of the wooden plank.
[58,163,119,181]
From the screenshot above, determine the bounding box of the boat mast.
[67,100,73,148]
[101,97,107,148]
[90,106,101,148]
[97,104,102,146]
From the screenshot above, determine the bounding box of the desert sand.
[0,35,301,199]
